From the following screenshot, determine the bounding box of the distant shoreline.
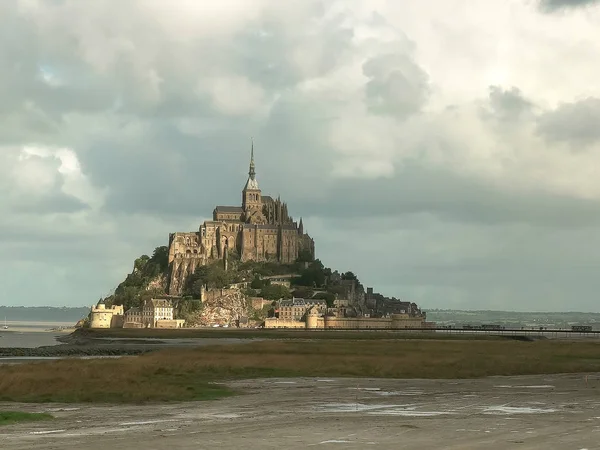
[0,327,76,334]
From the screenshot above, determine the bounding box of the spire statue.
[244,138,259,191]
[249,138,256,180]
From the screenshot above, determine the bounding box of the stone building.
[89,301,124,329]
[278,298,327,321]
[123,299,183,328]
[167,143,315,295]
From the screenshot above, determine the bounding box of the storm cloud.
[539,0,600,12]
[2,0,600,311]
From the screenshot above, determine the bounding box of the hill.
[100,246,367,325]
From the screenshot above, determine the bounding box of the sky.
[2,0,600,311]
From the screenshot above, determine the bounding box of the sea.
[0,321,73,349]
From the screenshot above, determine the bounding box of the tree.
[260,284,291,300]
[182,266,210,299]
[205,264,234,289]
[298,259,326,287]
[250,275,266,289]
[292,288,314,299]
[296,248,314,263]
[149,246,169,274]
[313,292,336,308]
[176,298,203,321]
[342,271,358,281]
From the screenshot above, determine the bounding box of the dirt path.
[1,373,599,449]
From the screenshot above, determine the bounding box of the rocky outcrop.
[192,288,250,326]
[146,273,168,292]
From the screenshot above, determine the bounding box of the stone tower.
[242,140,263,223]
[166,140,316,295]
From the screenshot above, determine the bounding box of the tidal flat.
[1,338,600,403]
[2,374,600,449]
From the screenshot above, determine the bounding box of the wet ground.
[2,373,600,449]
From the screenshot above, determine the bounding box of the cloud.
[2,0,600,312]
[539,0,600,12]
[362,51,430,118]
[537,97,600,145]
[486,86,534,121]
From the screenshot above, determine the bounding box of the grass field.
[73,327,504,341]
[0,411,53,426]
[2,339,600,404]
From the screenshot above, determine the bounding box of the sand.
[1,373,599,449]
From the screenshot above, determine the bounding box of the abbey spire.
[249,138,256,180]
[244,138,259,191]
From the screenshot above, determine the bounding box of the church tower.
[242,139,263,217]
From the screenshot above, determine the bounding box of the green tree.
[205,264,234,289]
[292,288,314,299]
[327,285,346,297]
[250,275,266,289]
[182,266,210,298]
[313,292,336,308]
[260,284,291,300]
[296,248,314,263]
[298,259,326,287]
[176,298,203,320]
[148,246,169,275]
[342,271,359,282]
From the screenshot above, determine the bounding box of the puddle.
[372,390,424,397]
[368,409,453,417]
[29,430,66,435]
[120,419,178,426]
[209,414,241,419]
[315,403,409,413]
[483,406,557,415]
[494,385,554,389]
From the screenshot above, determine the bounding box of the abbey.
[167,144,315,295]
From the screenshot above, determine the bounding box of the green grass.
[0,411,53,426]
[2,339,600,404]
[74,327,504,341]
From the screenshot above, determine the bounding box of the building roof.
[262,196,274,203]
[280,298,310,307]
[306,299,327,306]
[125,307,141,314]
[147,299,172,308]
[244,177,260,190]
[214,206,244,213]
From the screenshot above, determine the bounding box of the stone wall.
[155,319,185,329]
[324,315,426,329]
[264,318,306,329]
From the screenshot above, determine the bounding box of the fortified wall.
[89,303,124,329]
[265,312,430,330]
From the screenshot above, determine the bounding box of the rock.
[194,287,251,326]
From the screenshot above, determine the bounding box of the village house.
[123,299,184,329]
[278,298,327,321]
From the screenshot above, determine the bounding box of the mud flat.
[0,336,262,359]
[1,373,599,449]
